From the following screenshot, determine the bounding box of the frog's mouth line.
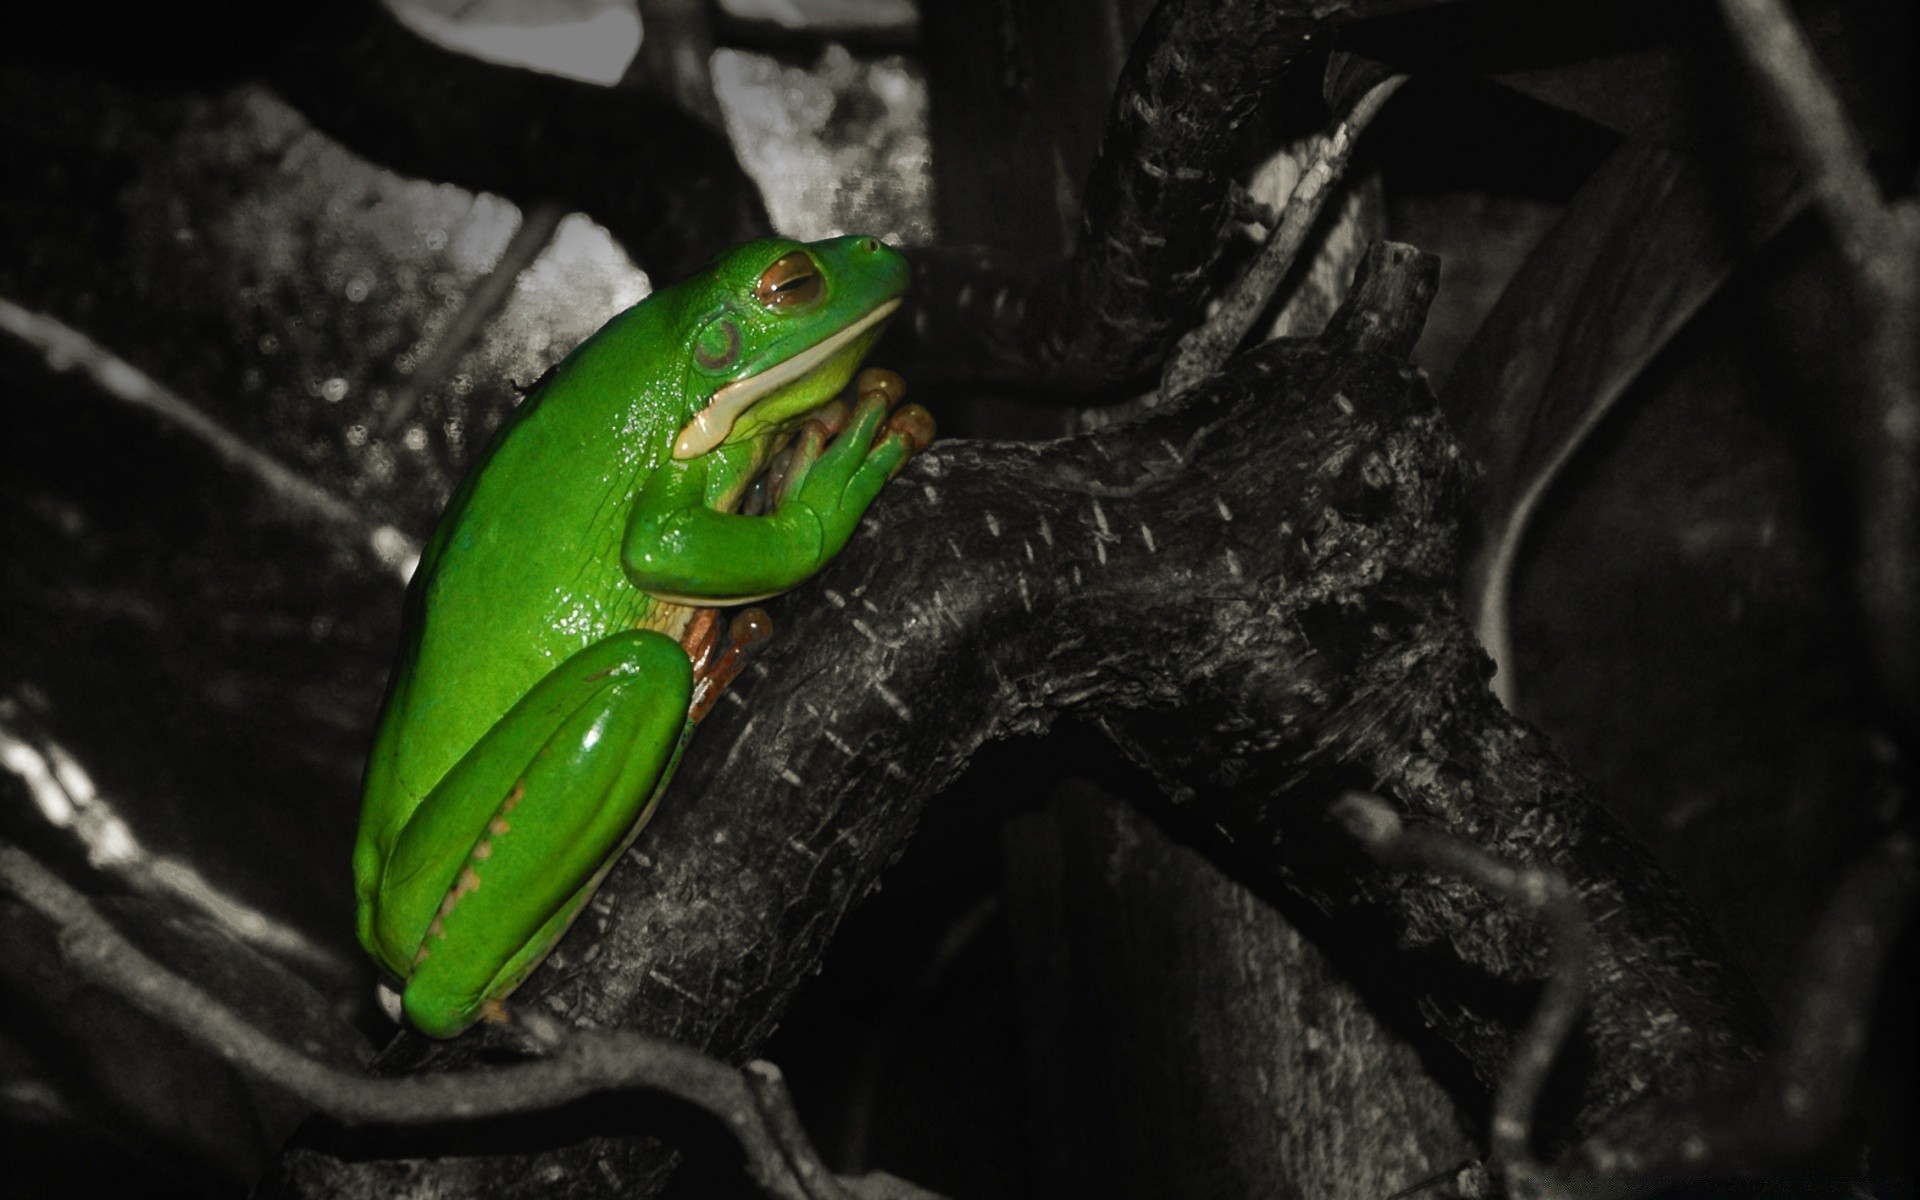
[672,296,903,460]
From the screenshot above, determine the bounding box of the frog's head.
[672,234,910,460]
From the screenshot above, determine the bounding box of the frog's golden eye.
[755,251,822,310]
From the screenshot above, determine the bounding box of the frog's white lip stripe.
[672,296,902,460]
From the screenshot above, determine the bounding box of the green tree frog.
[353,235,931,1037]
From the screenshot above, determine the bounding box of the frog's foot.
[772,368,934,513]
[853,367,935,462]
[479,998,512,1026]
[689,608,772,724]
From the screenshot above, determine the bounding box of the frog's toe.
[678,607,724,672]
[886,403,936,454]
[854,366,905,408]
[807,396,851,438]
[689,608,773,723]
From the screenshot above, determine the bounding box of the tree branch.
[378,203,568,436]
[897,0,1447,389]
[1161,73,1407,398]
[1573,829,1915,1179]
[0,841,925,1200]
[1716,0,1898,291]
[1717,0,1919,733]
[1335,791,1591,1195]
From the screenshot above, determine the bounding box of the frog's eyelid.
[755,251,824,308]
[672,297,901,460]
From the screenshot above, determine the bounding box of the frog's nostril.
[860,237,879,253]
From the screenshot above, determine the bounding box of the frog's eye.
[755,251,822,310]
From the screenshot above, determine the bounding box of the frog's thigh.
[372,631,690,963]
[394,630,692,1037]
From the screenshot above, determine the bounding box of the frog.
[352,234,931,1037]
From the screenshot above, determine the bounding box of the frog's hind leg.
[453,606,780,1027]
[385,629,692,1038]
[459,863,611,1029]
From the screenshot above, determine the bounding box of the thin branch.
[1379,1160,1486,1200]
[1716,0,1899,292]
[1160,74,1407,398]
[744,1062,854,1200]
[841,895,1002,1171]
[1717,0,1918,732]
[1333,792,1592,1192]
[379,202,568,435]
[0,840,921,1200]
[0,296,419,584]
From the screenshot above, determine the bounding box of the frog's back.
[363,297,693,824]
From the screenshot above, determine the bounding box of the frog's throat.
[672,296,902,460]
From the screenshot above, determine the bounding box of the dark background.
[1,0,1912,1195]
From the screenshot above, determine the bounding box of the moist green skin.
[352,235,913,1037]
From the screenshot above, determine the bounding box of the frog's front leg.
[624,368,934,600]
[371,631,692,1038]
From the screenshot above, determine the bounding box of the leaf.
[1444,140,1807,704]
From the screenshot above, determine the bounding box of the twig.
[1333,792,1591,1193]
[0,840,911,1200]
[1161,74,1408,399]
[1716,0,1900,292]
[0,296,419,584]
[1717,0,1919,732]
[744,1062,853,1200]
[379,202,567,435]
[1379,1160,1486,1200]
